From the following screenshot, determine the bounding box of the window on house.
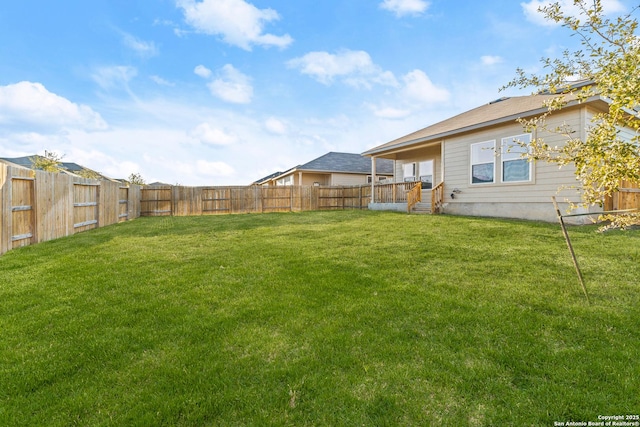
[418,160,434,189]
[502,134,532,182]
[277,175,293,186]
[403,163,416,182]
[471,141,495,184]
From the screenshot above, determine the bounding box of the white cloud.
[190,122,238,145]
[522,0,626,26]
[194,64,212,78]
[176,0,293,50]
[0,81,108,131]
[196,159,235,177]
[481,55,503,66]
[380,0,430,17]
[150,75,175,86]
[91,65,138,91]
[401,69,450,105]
[121,32,159,58]
[367,104,411,119]
[364,69,449,119]
[264,117,288,134]
[207,64,253,104]
[287,50,399,88]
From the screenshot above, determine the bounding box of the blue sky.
[0,0,631,185]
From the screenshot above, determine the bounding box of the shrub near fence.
[0,164,140,255]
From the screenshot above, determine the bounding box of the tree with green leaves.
[126,172,146,186]
[76,168,103,180]
[30,150,64,173]
[504,0,640,229]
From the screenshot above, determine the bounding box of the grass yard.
[1,210,639,426]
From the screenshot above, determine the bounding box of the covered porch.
[368,181,444,214]
[366,141,445,214]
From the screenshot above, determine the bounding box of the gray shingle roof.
[252,171,285,185]
[297,152,393,174]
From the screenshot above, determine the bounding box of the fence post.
[0,164,10,255]
[96,181,101,229]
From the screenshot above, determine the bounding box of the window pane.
[420,175,433,189]
[472,163,494,183]
[503,159,529,182]
[403,163,415,180]
[471,141,495,163]
[502,143,527,161]
[418,160,433,175]
[502,134,531,161]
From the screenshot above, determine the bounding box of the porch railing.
[373,181,420,203]
[431,181,444,213]
[406,182,422,212]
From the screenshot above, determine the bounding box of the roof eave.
[362,96,608,157]
[362,108,547,156]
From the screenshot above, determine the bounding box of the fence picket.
[0,165,141,255]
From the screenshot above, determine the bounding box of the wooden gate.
[141,186,172,216]
[9,175,36,250]
[73,182,99,232]
[119,186,129,222]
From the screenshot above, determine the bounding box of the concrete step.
[411,202,432,214]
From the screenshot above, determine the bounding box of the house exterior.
[362,93,631,223]
[0,155,113,181]
[255,152,394,186]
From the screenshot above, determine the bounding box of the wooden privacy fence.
[1,164,140,255]
[2,171,422,254]
[605,180,640,211]
[140,184,374,216]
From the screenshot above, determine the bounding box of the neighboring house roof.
[362,94,609,156]
[0,155,113,180]
[252,171,286,185]
[255,152,394,185]
[287,152,394,176]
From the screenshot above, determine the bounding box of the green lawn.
[1,210,638,426]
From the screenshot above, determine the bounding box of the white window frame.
[418,160,434,189]
[501,134,532,183]
[403,162,416,182]
[470,140,496,185]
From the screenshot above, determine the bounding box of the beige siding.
[300,173,330,186]
[442,109,587,205]
[329,173,369,186]
[617,120,637,142]
[394,144,442,183]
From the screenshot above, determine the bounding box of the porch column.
[298,171,303,186]
[440,143,445,183]
[371,157,376,203]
